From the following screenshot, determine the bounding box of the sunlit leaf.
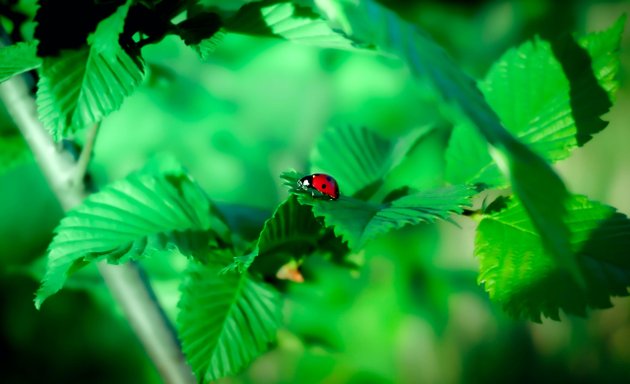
[189,2,369,59]
[178,260,282,382]
[36,1,144,139]
[235,2,361,50]
[35,167,219,308]
[445,16,624,186]
[0,41,41,83]
[315,0,577,282]
[476,195,630,322]
[282,171,474,249]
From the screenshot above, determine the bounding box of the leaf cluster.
[34,120,477,381]
[0,0,628,382]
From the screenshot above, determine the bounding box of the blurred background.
[1,0,629,383]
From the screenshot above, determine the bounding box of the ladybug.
[297,173,340,200]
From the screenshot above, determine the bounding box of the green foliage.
[315,0,578,288]
[177,260,282,382]
[189,1,366,59]
[445,16,625,186]
[35,165,219,308]
[0,41,41,83]
[252,195,324,273]
[6,0,629,382]
[36,1,144,139]
[476,195,630,322]
[443,121,502,186]
[224,195,324,274]
[88,0,131,57]
[311,125,394,197]
[282,171,475,249]
[231,2,360,49]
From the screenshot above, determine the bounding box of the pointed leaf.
[225,195,324,274]
[89,0,132,58]
[476,195,630,322]
[315,0,577,281]
[35,167,218,308]
[446,16,624,186]
[282,171,474,249]
[178,261,282,382]
[255,195,324,272]
[0,41,41,83]
[37,3,144,139]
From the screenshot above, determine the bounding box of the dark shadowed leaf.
[223,195,324,275]
[476,195,630,322]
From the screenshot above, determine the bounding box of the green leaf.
[176,11,224,59]
[191,2,369,59]
[255,195,324,272]
[445,16,624,186]
[177,261,282,382]
[310,125,434,200]
[311,126,394,197]
[35,167,217,308]
[36,2,144,139]
[443,120,502,186]
[88,0,132,58]
[282,171,475,249]
[236,2,362,49]
[476,195,630,322]
[224,195,324,275]
[315,0,576,282]
[0,41,41,83]
[556,15,624,146]
[0,134,32,173]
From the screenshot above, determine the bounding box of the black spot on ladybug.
[321,184,327,189]
[326,176,332,181]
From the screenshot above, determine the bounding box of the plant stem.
[74,122,100,184]
[0,75,195,384]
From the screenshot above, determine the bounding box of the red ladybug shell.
[298,173,339,200]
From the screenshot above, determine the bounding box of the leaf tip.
[33,294,45,310]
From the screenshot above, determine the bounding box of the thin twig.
[0,72,195,384]
[74,122,100,184]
